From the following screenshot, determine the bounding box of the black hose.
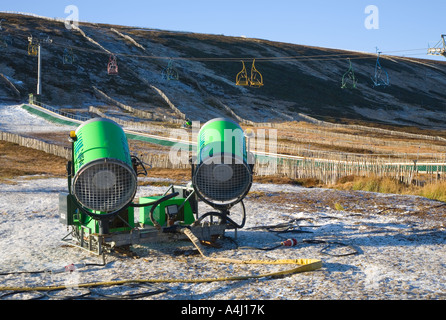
[193,201,246,229]
[130,192,179,207]
[130,192,180,228]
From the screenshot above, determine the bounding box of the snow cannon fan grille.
[192,118,253,209]
[71,118,137,217]
[73,159,137,213]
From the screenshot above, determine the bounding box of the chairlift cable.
[48,40,431,63]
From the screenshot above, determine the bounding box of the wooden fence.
[255,157,418,185]
[0,130,71,160]
[297,113,446,143]
[1,130,443,185]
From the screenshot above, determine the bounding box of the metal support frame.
[62,222,227,256]
[61,181,230,256]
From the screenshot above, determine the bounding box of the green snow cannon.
[192,118,253,210]
[69,118,137,219]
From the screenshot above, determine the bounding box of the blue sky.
[2,0,446,60]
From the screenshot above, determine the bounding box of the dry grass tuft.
[417,181,446,202]
[253,175,323,188]
[333,174,446,203]
[0,141,66,183]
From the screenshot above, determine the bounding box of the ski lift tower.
[28,35,53,105]
[427,35,446,58]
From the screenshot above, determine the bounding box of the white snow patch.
[0,176,445,300]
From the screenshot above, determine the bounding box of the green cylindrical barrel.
[71,118,137,214]
[193,118,252,208]
[73,118,132,173]
[197,118,247,164]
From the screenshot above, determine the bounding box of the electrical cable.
[90,282,169,300]
[240,219,359,256]
[0,290,46,300]
[130,192,179,208]
[0,228,322,296]
[246,218,316,234]
[302,239,358,257]
[44,288,91,300]
[0,252,107,277]
[192,201,246,229]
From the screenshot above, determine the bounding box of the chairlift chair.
[236,60,264,87]
[0,34,12,48]
[0,19,13,48]
[162,60,179,81]
[27,36,38,56]
[63,48,74,65]
[371,51,389,87]
[236,61,250,86]
[249,59,263,87]
[107,54,119,75]
[4,34,12,46]
[341,58,357,89]
[0,37,6,48]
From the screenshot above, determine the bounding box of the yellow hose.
[0,228,322,293]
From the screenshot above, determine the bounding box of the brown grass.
[0,140,192,185]
[333,174,446,203]
[253,175,323,188]
[2,140,446,203]
[0,141,67,183]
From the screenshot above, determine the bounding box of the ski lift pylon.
[341,58,357,89]
[27,36,38,56]
[107,54,118,75]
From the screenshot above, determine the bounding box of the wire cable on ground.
[0,253,107,277]
[0,228,322,296]
[240,219,359,256]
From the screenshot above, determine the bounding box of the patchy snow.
[0,104,76,133]
[1,102,446,300]
[0,176,445,300]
